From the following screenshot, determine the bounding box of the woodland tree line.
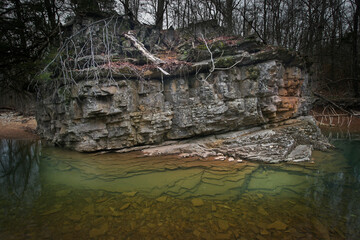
[1,0,359,98]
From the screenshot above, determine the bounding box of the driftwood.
[124,31,170,76]
[313,113,352,117]
[313,92,358,118]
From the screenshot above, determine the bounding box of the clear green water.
[0,138,359,239]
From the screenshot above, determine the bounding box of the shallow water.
[0,137,359,239]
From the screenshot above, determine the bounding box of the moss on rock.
[246,67,260,81]
[215,56,236,68]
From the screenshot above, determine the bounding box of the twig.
[39,16,116,75]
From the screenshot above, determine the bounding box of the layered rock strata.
[142,117,330,163]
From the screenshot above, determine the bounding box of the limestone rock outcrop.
[36,16,329,162]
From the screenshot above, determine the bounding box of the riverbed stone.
[218,219,230,231]
[257,206,269,216]
[311,218,330,240]
[89,223,109,238]
[156,196,168,202]
[123,191,137,197]
[267,220,288,230]
[41,207,62,216]
[67,213,82,221]
[191,198,204,207]
[260,229,270,235]
[56,189,71,197]
[212,204,217,211]
[119,203,130,210]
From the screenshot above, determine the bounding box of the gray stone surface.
[286,145,313,162]
[143,117,331,163]
[37,60,314,154]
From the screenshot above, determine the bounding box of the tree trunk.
[124,0,130,16]
[71,0,100,16]
[263,0,267,44]
[353,0,360,97]
[14,0,26,49]
[155,0,167,30]
[225,0,233,34]
[243,1,247,36]
[44,0,56,30]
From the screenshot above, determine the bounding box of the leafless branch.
[200,33,246,81]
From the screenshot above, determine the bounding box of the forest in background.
[0,0,359,111]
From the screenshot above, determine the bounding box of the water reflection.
[0,139,41,207]
[0,138,359,239]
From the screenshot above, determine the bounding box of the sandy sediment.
[0,111,38,140]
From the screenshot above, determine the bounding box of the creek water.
[0,134,359,239]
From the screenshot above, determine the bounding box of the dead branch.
[312,113,355,117]
[200,34,215,72]
[124,31,170,76]
[313,92,359,118]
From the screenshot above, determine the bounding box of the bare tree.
[210,0,237,33]
[155,0,168,29]
[352,0,360,96]
[119,0,140,21]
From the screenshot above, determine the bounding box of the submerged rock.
[267,220,288,230]
[67,213,82,221]
[89,223,109,238]
[156,196,168,202]
[55,189,72,197]
[119,203,131,210]
[217,219,230,231]
[41,207,62,216]
[191,198,204,207]
[311,218,330,240]
[122,191,137,197]
[257,206,269,216]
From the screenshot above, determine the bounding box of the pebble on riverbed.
[191,198,204,207]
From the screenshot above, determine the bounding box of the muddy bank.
[0,111,38,140]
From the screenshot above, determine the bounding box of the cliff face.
[37,61,309,151]
[36,16,329,162]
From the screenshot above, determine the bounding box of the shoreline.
[0,110,38,140]
[1,108,358,157]
[311,107,360,138]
